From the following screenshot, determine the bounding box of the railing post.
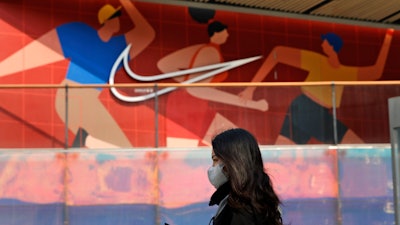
[331,82,338,145]
[331,82,343,225]
[63,83,70,225]
[389,96,400,225]
[65,84,69,149]
[154,83,159,148]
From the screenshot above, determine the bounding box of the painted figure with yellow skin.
[240,29,394,145]
[0,0,155,148]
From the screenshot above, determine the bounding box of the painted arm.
[0,29,64,77]
[186,47,268,111]
[188,87,269,111]
[157,44,203,82]
[239,46,301,100]
[357,28,394,80]
[120,0,155,58]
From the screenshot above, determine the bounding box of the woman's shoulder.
[214,205,259,225]
[232,208,259,225]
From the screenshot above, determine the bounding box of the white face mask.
[207,163,228,189]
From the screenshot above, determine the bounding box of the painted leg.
[275,134,295,145]
[340,129,364,144]
[202,113,237,146]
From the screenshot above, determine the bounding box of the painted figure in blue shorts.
[0,0,155,148]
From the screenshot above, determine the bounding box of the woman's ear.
[222,165,229,177]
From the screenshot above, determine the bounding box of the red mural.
[0,0,400,148]
[0,3,397,225]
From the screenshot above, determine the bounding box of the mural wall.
[1,0,400,148]
[0,1,398,224]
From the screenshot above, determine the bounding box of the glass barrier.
[0,145,394,225]
[0,83,399,148]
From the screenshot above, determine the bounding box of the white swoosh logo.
[109,44,261,102]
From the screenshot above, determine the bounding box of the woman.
[208,128,283,225]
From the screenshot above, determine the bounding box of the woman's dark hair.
[188,7,228,37]
[212,128,283,225]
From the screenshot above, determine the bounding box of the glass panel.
[338,146,394,224]
[158,149,215,225]
[0,150,65,225]
[66,149,158,225]
[0,145,395,225]
[0,88,65,148]
[267,146,339,224]
[0,149,158,225]
[1,84,400,148]
[337,84,400,144]
[155,84,400,146]
[65,86,158,148]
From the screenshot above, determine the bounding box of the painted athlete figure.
[0,0,155,148]
[240,29,394,145]
[157,8,267,147]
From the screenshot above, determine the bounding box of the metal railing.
[1,80,400,148]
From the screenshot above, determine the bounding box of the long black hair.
[212,128,283,225]
[188,7,227,37]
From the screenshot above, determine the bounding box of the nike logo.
[109,44,262,102]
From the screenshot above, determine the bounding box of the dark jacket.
[209,182,269,225]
